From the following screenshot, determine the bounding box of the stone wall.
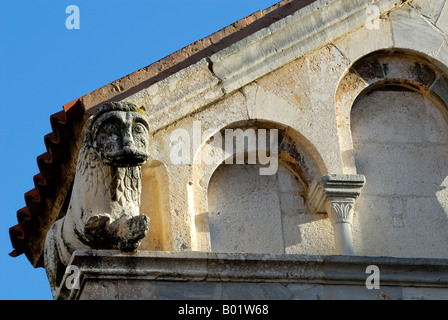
[208,164,334,255]
[125,0,448,259]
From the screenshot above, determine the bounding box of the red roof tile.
[9,98,85,263]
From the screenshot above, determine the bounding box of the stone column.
[307,174,366,255]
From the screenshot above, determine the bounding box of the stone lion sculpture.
[44,102,151,297]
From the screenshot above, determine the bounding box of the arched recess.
[335,49,448,258]
[335,49,448,173]
[190,119,331,254]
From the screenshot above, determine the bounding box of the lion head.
[85,102,150,167]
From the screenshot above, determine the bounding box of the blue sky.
[0,0,280,300]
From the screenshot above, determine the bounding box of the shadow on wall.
[205,122,335,255]
[208,163,335,255]
[352,89,448,258]
[140,160,173,251]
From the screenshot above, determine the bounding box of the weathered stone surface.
[351,90,448,258]
[220,283,293,300]
[252,43,351,174]
[157,281,219,300]
[430,76,448,111]
[124,58,224,133]
[333,18,393,63]
[58,250,448,300]
[410,0,447,25]
[210,0,401,95]
[44,102,151,298]
[208,164,285,254]
[390,4,447,57]
[402,287,448,300]
[118,280,158,300]
[436,0,448,34]
[78,280,118,300]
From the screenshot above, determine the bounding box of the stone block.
[124,58,224,133]
[118,280,157,300]
[402,287,448,300]
[353,191,448,259]
[351,91,429,144]
[280,193,305,216]
[404,197,448,258]
[436,0,448,33]
[410,0,446,24]
[157,281,218,300]
[333,18,393,63]
[390,5,447,57]
[221,283,292,300]
[277,163,304,193]
[353,195,411,257]
[286,283,322,300]
[208,164,284,254]
[430,76,448,116]
[321,285,380,300]
[283,213,334,255]
[78,280,118,300]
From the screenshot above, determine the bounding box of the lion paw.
[115,215,150,251]
[84,214,112,246]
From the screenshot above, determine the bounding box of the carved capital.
[307,174,365,216]
[325,198,355,226]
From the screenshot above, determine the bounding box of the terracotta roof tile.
[9,98,85,261]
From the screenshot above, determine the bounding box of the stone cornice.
[210,0,404,94]
[57,250,448,300]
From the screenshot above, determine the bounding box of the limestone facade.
[15,0,448,299]
[115,0,448,260]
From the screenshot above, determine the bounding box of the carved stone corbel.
[44,102,151,298]
[307,174,366,255]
